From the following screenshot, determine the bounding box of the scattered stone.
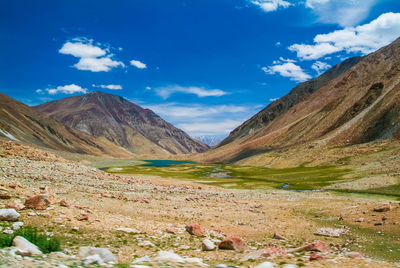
[345,251,364,259]
[339,213,344,221]
[24,194,55,210]
[79,247,117,264]
[282,265,298,268]
[12,236,42,256]
[116,227,139,234]
[202,238,216,251]
[154,250,185,263]
[12,222,24,230]
[374,203,391,212]
[289,240,330,253]
[254,261,278,268]
[185,223,206,237]
[242,248,287,261]
[309,252,324,261]
[76,213,89,221]
[185,257,208,267]
[0,192,11,199]
[355,217,364,223]
[374,222,383,226]
[273,232,287,240]
[9,182,19,189]
[72,226,79,232]
[138,241,155,247]
[215,265,228,268]
[6,200,25,210]
[59,199,70,207]
[132,256,151,264]
[382,215,387,221]
[314,227,347,237]
[0,208,20,221]
[218,236,246,250]
[166,228,176,234]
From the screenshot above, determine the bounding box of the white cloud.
[305,0,378,27]
[130,60,147,69]
[143,103,261,136]
[177,120,243,136]
[269,98,280,102]
[251,0,291,12]
[146,86,151,90]
[35,89,43,93]
[262,62,311,82]
[312,61,331,74]
[92,84,122,90]
[155,85,228,99]
[289,12,400,60]
[59,38,124,72]
[45,84,87,95]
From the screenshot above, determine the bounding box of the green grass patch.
[0,226,61,253]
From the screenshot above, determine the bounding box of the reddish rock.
[273,232,287,240]
[374,204,391,212]
[291,240,331,253]
[218,236,246,251]
[339,213,344,221]
[76,213,89,221]
[59,199,70,207]
[185,223,206,237]
[310,252,324,261]
[0,192,11,199]
[24,194,55,210]
[93,193,101,199]
[10,162,15,167]
[261,247,287,258]
[166,228,176,234]
[9,182,19,189]
[345,252,364,259]
[6,201,25,210]
[101,192,111,198]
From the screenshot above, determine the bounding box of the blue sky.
[1,0,400,138]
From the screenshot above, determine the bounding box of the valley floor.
[0,140,399,267]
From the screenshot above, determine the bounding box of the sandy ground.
[0,141,399,267]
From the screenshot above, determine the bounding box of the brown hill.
[34,91,208,155]
[202,37,400,163]
[0,92,132,157]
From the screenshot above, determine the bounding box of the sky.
[1,0,400,139]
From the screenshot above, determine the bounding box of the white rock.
[154,250,185,263]
[3,229,13,234]
[116,227,139,234]
[82,254,104,266]
[314,227,347,237]
[131,266,149,268]
[12,236,42,256]
[202,238,216,251]
[185,257,208,267]
[138,240,154,247]
[79,247,117,264]
[282,265,299,268]
[255,262,278,268]
[12,222,24,230]
[215,265,228,268]
[132,256,151,264]
[0,209,20,221]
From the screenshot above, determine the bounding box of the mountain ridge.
[34,91,209,155]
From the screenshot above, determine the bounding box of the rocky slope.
[34,91,208,155]
[0,92,132,158]
[203,37,400,163]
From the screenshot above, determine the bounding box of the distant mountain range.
[194,136,224,147]
[33,91,208,155]
[201,37,400,163]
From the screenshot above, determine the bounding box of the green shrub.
[0,226,61,253]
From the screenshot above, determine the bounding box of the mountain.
[195,136,224,147]
[202,37,400,163]
[34,91,209,155]
[0,92,133,157]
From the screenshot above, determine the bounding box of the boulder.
[254,262,278,268]
[185,223,206,237]
[116,227,139,234]
[289,240,330,253]
[154,250,185,263]
[345,251,364,259]
[242,248,287,261]
[309,252,323,261]
[6,200,25,210]
[59,199,70,207]
[24,194,54,210]
[314,227,347,237]
[79,247,117,264]
[12,236,42,256]
[0,208,20,221]
[374,204,391,212]
[202,238,216,251]
[218,236,246,250]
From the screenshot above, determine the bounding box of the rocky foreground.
[0,140,399,267]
